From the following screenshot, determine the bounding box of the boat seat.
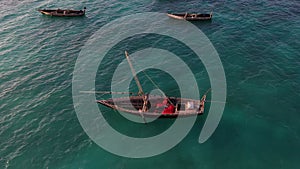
[186,101,194,110]
[176,103,183,111]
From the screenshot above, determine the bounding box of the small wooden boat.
[167,12,212,21]
[38,7,86,17]
[97,95,206,118]
[96,51,208,120]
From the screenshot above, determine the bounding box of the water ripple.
[0,0,299,168]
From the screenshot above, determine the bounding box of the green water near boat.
[0,0,299,168]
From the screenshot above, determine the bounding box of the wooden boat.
[97,95,206,118]
[38,7,86,17]
[167,12,212,21]
[96,51,208,120]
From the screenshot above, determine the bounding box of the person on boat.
[161,98,175,114]
[162,102,175,114]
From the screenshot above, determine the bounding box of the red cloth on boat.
[162,104,175,114]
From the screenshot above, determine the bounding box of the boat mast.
[124,51,174,107]
[125,51,144,95]
[125,51,147,123]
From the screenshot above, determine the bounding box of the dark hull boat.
[97,95,206,118]
[167,12,212,21]
[95,51,208,120]
[38,7,86,17]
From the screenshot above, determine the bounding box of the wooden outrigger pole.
[125,51,144,96]
[124,51,147,123]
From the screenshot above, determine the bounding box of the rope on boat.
[129,55,175,106]
[204,88,211,96]
[201,89,226,103]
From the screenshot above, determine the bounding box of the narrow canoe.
[167,12,212,21]
[38,7,86,17]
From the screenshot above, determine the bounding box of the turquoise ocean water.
[0,0,299,168]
